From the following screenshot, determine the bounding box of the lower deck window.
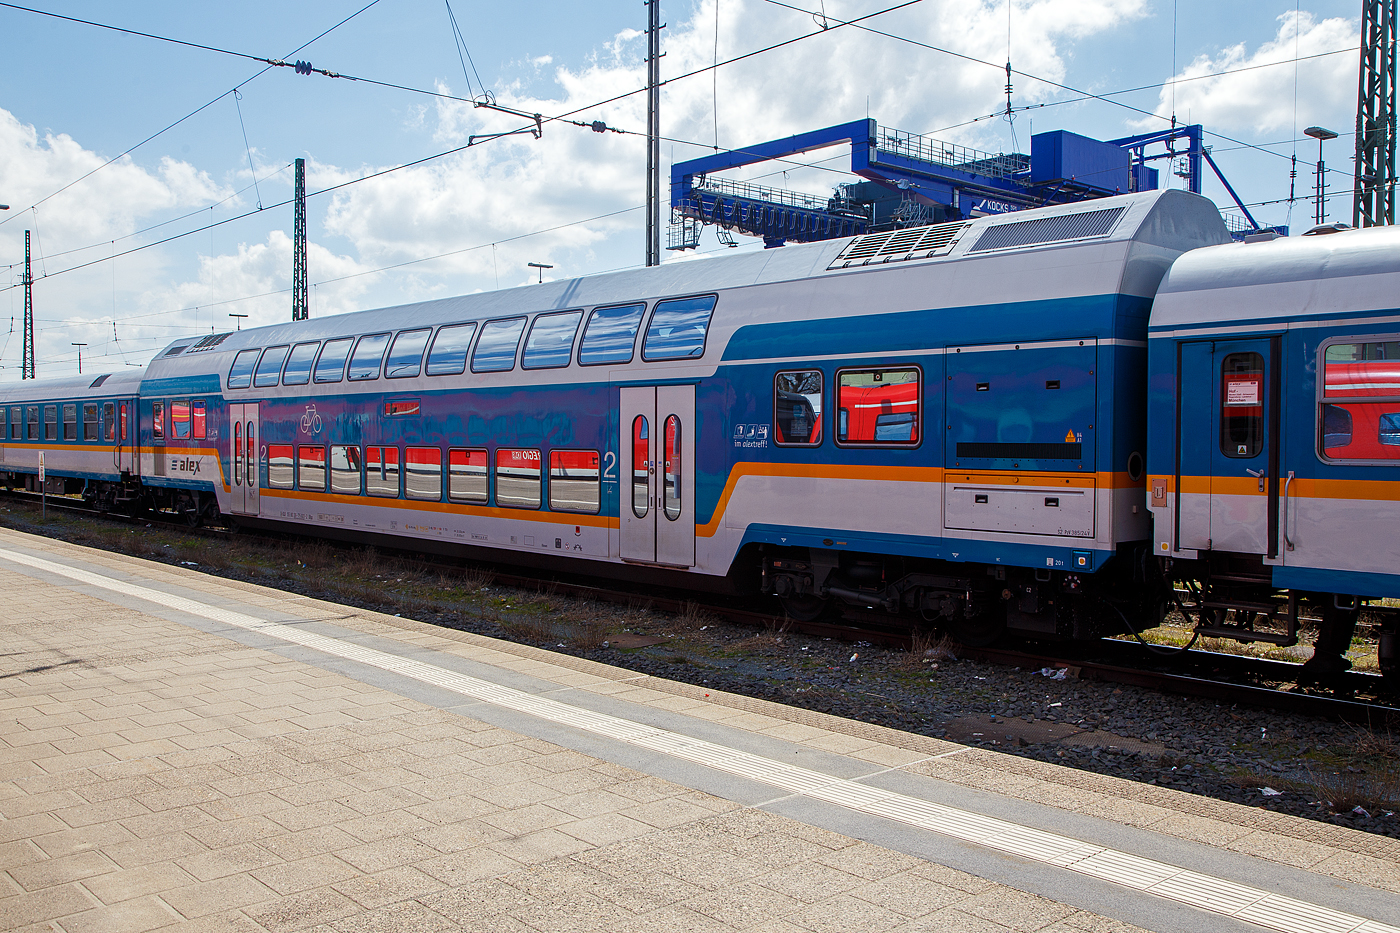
[496,448,541,508]
[330,446,362,495]
[448,448,488,503]
[83,404,98,441]
[268,445,294,489]
[549,450,600,514]
[297,446,326,491]
[775,371,823,445]
[44,405,57,441]
[405,447,443,501]
[366,447,401,497]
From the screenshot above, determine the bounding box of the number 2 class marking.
[602,450,617,480]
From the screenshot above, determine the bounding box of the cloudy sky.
[0,0,1365,379]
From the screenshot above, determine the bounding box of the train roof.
[0,369,144,405]
[1152,224,1400,329]
[141,187,1225,389]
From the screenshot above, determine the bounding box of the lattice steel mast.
[1355,0,1397,227]
[645,0,663,267]
[292,158,309,320]
[22,230,33,380]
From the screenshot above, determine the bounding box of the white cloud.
[1141,10,1357,135]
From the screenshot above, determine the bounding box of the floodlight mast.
[1305,126,1339,225]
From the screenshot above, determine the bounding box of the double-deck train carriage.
[0,370,143,506]
[133,189,1228,642]
[1147,226,1400,677]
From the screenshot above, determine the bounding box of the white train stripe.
[2,545,1395,933]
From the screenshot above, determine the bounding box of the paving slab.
[0,526,1395,933]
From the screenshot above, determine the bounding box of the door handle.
[1282,471,1295,551]
[1245,467,1264,492]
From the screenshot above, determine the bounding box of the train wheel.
[946,604,1006,648]
[780,594,830,623]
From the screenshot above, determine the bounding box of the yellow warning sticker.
[1064,429,1076,442]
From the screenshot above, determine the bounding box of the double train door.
[619,385,695,567]
[1176,337,1280,557]
[112,398,136,475]
[228,402,260,516]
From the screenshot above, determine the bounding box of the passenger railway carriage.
[1,188,1395,678]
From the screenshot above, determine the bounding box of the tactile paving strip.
[3,546,1395,933]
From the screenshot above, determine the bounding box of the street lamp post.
[1305,126,1339,225]
[72,343,86,374]
[527,262,553,284]
[229,313,248,330]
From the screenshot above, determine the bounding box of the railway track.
[3,488,1396,728]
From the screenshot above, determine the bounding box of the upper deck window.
[426,323,477,376]
[227,349,260,389]
[281,342,320,386]
[579,303,645,365]
[63,404,77,441]
[643,295,716,361]
[347,333,391,381]
[314,337,354,383]
[254,346,290,388]
[172,400,191,439]
[472,317,526,373]
[523,310,582,370]
[1319,337,1400,461]
[385,329,432,378]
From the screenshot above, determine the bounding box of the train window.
[227,349,260,389]
[267,445,294,489]
[472,317,527,373]
[405,447,443,500]
[63,404,77,441]
[774,371,823,446]
[386,329,432,379]
[103,403,115,442]
[643,295,716,361]
[663,415,681,521]
[149,402,162,440]
[1319,337,1400,461]
[426,323,477,376]
[26,406,38,441]
[330,446,362,495]
[548,450,600,514]
[83,404,98,441]
[366,447,401,497]
[495,448,541,508]
[281,342,320,386]
[523,310,583,369]
[1220,352,1264,458]
[579,303,645,365]
[254,346,290,388]
[297,446,327,492]
[192,400,207,439]
[836,368,921,445]
[632,415,648,519]
[120,403,129,441]
[171,400,191,439]
[348,333,391,381]
[8,407,16,440]
[314,337,354,384]
[233,422,242,486]
[448,448,489,503]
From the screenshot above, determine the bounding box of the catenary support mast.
[292,158,309,320]
[22,230,33,380]
[645,0,662,266]
[1355,0,1397,227]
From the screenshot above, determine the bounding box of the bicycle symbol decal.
[300,405,323,435]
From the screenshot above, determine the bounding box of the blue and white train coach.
[2,188,1393,677]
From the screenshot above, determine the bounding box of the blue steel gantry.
[669,119,1276,249]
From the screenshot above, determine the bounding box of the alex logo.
[170,457,201,475]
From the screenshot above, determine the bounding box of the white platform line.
[4,546,1394,933]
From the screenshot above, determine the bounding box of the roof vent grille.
[188,332,233,352]
[828,221,971,269]
[163,344,190,357]
[967,206,1125,253]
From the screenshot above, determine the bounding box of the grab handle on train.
[1281,471,1296,552]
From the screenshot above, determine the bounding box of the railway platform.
[0,526,1395,933]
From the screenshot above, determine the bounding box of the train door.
[112,398,137,474]
[1175,337,1280,557]
[227,402,260,516]
[619,385,695,567]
